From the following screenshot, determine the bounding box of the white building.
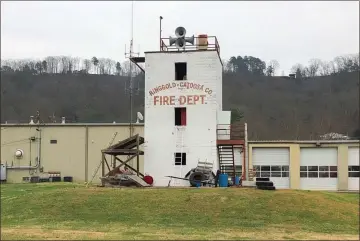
[141,30,244,186]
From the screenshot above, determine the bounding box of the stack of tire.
[255,177,276,190]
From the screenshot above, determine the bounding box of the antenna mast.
[125,0,139,137]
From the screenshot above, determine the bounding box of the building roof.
[0,123,144,127]
[249,140,360,144]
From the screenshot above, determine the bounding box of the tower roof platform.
[130,35,222,73]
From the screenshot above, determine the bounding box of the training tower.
[131,26,246,186]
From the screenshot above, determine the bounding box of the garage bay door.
[348,147,359,191]
[252,148,290,189]
[300,148,338,190]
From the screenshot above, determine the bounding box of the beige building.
[1,123,144,184]
[1,123,359,191]
[248,140,359,191]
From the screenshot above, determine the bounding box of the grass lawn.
[1,183,359,240]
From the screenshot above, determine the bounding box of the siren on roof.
[169,26,195,49]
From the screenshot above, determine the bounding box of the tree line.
[1,53,359,77]
[0,56,141,76]
[223,53,359,77]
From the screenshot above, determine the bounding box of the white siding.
[252,148,290,189]
[348,147,359,191]
[217,111,231,140]
[144,51,222,186]
[300,148,338,190]
[234,147,243,166]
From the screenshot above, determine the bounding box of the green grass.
[1,183,359,240]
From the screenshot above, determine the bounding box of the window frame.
[348,165,360,178]
[254,165,289,178]
[175,62,187,81]
[300,165,338,178]
[174,152,186,166]
[174,107,186,126]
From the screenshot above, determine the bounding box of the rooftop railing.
[160,36,220,57]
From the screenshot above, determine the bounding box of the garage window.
[254,165,289,178]
[348,166,360,178]
[300,166,337,178]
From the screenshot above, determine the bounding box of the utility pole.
[124,0,139,138]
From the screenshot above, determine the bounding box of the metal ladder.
[86,132,118,187]
[170,126,184,186]
[179,127,184,185]
[173,126,181,186]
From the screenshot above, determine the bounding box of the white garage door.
[348,147,359,191]
[252,148,290,189]
[300,148,338,190]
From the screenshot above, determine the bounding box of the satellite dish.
[136,112,144,123]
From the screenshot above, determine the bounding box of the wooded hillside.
[1,71,359,140]
[1,54,359,140]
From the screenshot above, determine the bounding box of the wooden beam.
[102,149,144,155]
[101,153,105,177]
[104,155,137,176]
[116,156,144,178]
[136,134,140,176]
[103,156,111,173]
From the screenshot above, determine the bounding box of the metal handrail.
[160,36,220,57]
[217,124,245,140]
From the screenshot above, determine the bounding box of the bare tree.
[121,60,131,76]
[53,56,60,74]
[28,60,36,72]
[71,57,81,72]
[83,59,91,74]
[35,61,43,74]
[319,60,331,76]
[45,56,55,73]
[60,56,71,74]
[329,60,338,75]
[91,57,99,74]
[307,58,321,77]
[98,58,106,75]
[105,58,116,75]
[291,63,307,78]
[267,60,280,76]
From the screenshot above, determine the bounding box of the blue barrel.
[234,176,240,185]
[219,174,228,187]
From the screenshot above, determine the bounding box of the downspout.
[85,125,89,182]
[244,122,249,181]
[38,127,42,170]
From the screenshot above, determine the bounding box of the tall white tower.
[142,28,224,186]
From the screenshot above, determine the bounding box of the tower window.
[175,107,186,126]
[175,62,187,80]
[174,153,186,165]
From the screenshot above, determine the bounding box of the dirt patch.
[1,227,359,240]
[1,227,106,240]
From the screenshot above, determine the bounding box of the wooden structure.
[100,134,146,186]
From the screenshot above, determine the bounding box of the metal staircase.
[217,145,236,182]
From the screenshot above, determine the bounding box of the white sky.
[1,1,359,75]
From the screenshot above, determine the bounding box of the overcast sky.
[1,1,359,75]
